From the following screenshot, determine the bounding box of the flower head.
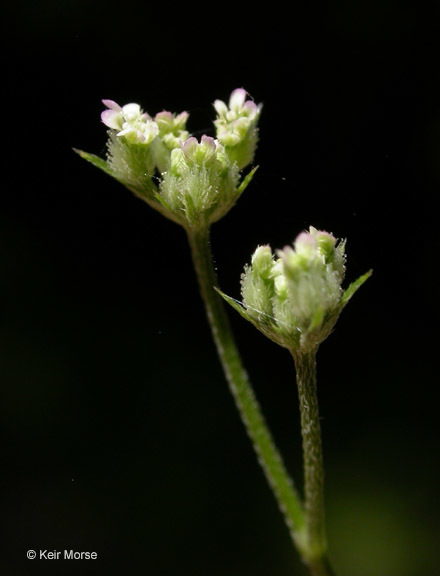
[158,134,255,229]
[77,89,260,229]
[219,227,371,352]
[149,110,190,173]
[214,88,262,169]
[154,110,189,149]
[101,100,159,145]
[214,89,260,145]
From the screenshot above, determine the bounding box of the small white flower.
[101,100,159,145]
[181,135,218,165]
[214,88,262,147]
[154,110,190,149]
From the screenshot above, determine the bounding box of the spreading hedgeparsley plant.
[76,89,371,576]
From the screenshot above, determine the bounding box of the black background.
[1,1,436,575]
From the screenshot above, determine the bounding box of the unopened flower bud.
[278,228,345,338]
[241,246,276,321]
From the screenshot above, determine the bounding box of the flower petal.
[201,135,216,150]
[175,111,189,126]
[213,99,228,116]
[102,99,121,111]
[101,109,122,129]
[243,100,258,117]
[181,136,198,157]
[229,88,247,111]
[122,103,142,119]
[155,111,174,124]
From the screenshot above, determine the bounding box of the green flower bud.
[241,246,277,321]
[218,227,372,353]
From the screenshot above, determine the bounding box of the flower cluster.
[214,88,262,169]
[158,135,242,228]
[101,100,159,144]
[219,227,371,352]
[79,89,261,230]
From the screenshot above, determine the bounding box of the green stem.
[186,225,307,552]
[308,558,337,576]
[291,349,334,575]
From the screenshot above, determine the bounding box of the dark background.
[1,1,436,575]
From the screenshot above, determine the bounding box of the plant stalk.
[186,225,307,552]
[291,349,335,575]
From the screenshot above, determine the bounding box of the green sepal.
[75,148,184,225]
[183,192,199,227]
[152,191,185,226]
[215,288,251,321]
[341,269,373,308]
[237,165,259,196]
[308,305,325,332]
[215,287,295,350]
[152,191,173,212]
[207,165,259,225]
[73,149,114,177]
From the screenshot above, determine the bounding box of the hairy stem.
[292,349,335,574]
[186,226,307,552]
